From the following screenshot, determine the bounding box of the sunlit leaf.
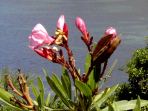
[51,74,68,98]
[133,96,141,111]
[45,93,51,106]
[91,84,118,109]
[102,99,148,111]
[75,79,92,97]
[46,76,72,109]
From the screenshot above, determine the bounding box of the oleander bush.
[0,15,148,111]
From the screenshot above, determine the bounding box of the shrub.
[127,48,148,99]
[113,48,148,111]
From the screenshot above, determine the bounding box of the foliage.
[115,48,148,101]
[0,68,34,111]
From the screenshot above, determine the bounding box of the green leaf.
[85,54,96,90]
[61,67,71,99]
[46,76,71,109]
[45,93,51,106]
[37,77,44,103]
[42,68,49,76]
[0,98,23,111]
[102,99,148,111]
[75,79,92,97]
[84,54,91,73]
[0,88,22,110]
[0,87,14,103]
[133,96,141,111]
[87,69,96,90]
[91,84,118,109]
[51,74,68,98]
[32,84,39,99]
[44,106,70,111]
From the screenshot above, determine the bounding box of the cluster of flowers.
[28,15,121,80]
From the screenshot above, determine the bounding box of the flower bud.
[57,15,65,31]
[93,27,120,64]
[75,17,87,36]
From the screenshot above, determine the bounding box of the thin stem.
[5,75,23,96]
[17,73,33,106]
[64,43,81,80]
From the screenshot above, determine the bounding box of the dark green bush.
[115,48,148,101]
[127,48,148,99]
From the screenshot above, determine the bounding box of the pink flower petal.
[57,15,65,31]
[105,27,117,37]
[28,24,54,49]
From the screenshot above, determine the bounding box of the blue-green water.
[0,0,147,86]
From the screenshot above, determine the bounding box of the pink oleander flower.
[56,15,68,36]
[104,27,117,37]
[28,24,54,50]
[55,15,69,45]
[75,17,88,37]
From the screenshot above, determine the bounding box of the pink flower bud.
[28,24,54,50]
[57,15,65,31]
[75,17,87,36]
[104,27,117,37]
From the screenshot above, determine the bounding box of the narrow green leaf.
[32,84,39,99]
[84,54,91,72]
[133,96,141,111]
[61,67,71,99]
[107,103,115,111]
[92,84,118,108]
[0,87,14,103]
[45,93,51,106]
[37,77,44,92]
[46,76,71,108]
[75,79,92,97]
[42,68,49,76]
[51,74,68,98]
[37,77,44,107]
[87,69,96,90]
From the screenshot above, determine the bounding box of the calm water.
[0,0,148,86]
